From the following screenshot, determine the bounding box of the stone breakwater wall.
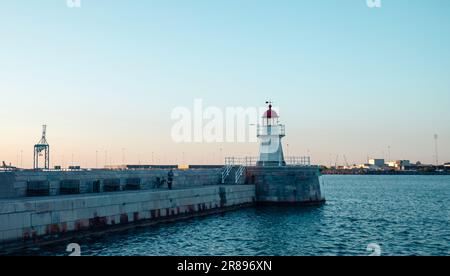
[0,169,222,199]
[0,185,255,249]
[0,166,326,252]
[245,166,325,205]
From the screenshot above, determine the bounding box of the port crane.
[343,155,350,168]
[33,125,50,170]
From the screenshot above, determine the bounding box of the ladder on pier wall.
[222,165,233,184]
[235,165,245,184]
[221,165,246,184]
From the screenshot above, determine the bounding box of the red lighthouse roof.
[262,104,279,118]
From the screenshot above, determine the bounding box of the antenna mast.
[434,134,439,166]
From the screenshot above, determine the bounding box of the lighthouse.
[243,101,325,206]
[257,102,286,166]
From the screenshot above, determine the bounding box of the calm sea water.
[17,175,450,256]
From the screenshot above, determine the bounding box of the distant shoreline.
[321,170,450,176]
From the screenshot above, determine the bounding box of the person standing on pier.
[167,169,174,190]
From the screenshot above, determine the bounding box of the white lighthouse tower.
[257,102,286,166]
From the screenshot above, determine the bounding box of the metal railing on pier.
[225,157,258,167]
[225,156,311,167]
[285,156,311,166]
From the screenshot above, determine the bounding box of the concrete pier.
[246,166,325,205]
[0,169,222,199]
[0,163,325,251]
[0,184,255,251]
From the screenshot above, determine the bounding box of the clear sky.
[1,0,449,168]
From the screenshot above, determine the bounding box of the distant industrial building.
[369,159,385,168]
[351,159,413,172]
[388,160,411,170]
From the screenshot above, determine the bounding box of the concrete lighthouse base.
[245,166,325,206]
